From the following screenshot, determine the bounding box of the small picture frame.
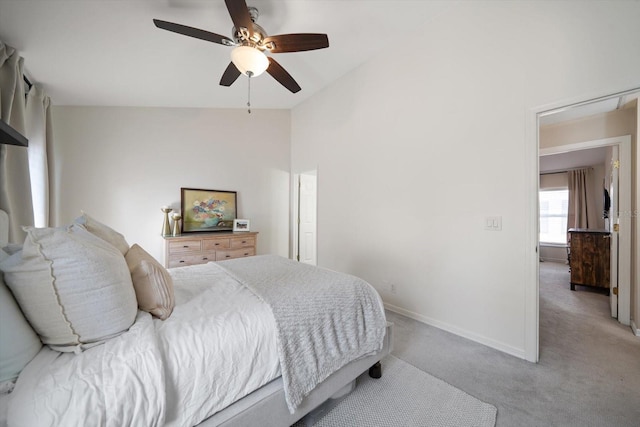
[233,219,251,232]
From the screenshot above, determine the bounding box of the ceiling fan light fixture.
[154,3,329,94]
[231,46,269,77]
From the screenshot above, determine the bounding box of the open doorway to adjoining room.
[533,88,639,363]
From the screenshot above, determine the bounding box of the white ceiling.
[539,147,608,173]
[0,0,452,109]
[537,90,640,127]
[2,1,636,116]
[538,97,622,126]
[538,91,639,172]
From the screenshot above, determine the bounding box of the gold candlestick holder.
[172,213,182,237]
[161,206,173,236]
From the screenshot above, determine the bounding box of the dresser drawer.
[168,240,202,253]
[230,237,256,249]
[168,252,216,268]
[203,238,231,251]
[216,247,256,261]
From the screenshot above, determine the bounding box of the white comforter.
[7,263,280,427]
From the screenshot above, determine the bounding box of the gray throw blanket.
[217,255,387,413]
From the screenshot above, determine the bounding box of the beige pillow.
[125,244,175,320]
[74,212,130,255]
[0,225,137,353]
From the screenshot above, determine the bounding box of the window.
[539,189,569,244]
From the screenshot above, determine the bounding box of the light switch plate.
[484,216,502,231]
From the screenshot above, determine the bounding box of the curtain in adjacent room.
[0,41,33,243]
[567,168,596,230]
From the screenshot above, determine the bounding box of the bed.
[0,210,392,427]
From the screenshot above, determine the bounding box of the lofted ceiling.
[0,0,452,109]
[1,1,637,116]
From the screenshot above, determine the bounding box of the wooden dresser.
[568,229,610,294]
[163,232,258,268]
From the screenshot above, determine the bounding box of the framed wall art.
[181,188,237,233]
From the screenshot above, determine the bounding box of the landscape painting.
[181,188,237,233]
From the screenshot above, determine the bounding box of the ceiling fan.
[153,0,329,95]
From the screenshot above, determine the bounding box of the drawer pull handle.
[225,255,231,258]
[179,260,185,263]
[215,243,220,246]
[183,245,189,248]
[202,257,208,260]
[242,241,246,244]
[244,253,249,256]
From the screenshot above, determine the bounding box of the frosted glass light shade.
[231,46,269,77]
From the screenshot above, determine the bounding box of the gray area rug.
[298,355,497,427]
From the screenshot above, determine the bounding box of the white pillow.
[125,244,175,320]
[0,249,42,390]
[0,225,137,353]
[74,212,130,255]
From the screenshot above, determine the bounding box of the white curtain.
[0,41,34,243]
[25,85,53,227]
[567,168,596,230]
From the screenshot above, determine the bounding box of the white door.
[609,141,632,324]
[298,172,317,265]
[608,146,619,318]
[618,142,632,326]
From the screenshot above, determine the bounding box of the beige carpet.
[386,261,640,426]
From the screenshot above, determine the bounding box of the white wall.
[51,107,291,262]
[291,1,640,358]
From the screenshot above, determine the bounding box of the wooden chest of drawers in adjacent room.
[163,232,258,268]
[568,228,610,294]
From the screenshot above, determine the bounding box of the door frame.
[525,87,638,362]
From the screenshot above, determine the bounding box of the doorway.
[540,136,632,324]
[529,88,639,362]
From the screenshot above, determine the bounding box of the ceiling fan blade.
[219,62,241,87]
[263,34,329,53]
[266,57,301,93]
[153,19,234,46]
[225,0,254,39]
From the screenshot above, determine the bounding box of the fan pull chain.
[246,71,253,114]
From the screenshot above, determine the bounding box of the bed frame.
[0,209,392,427]
[198,322,393,427]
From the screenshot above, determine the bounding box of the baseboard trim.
[383,302,526,360]
[632,320,640,337]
